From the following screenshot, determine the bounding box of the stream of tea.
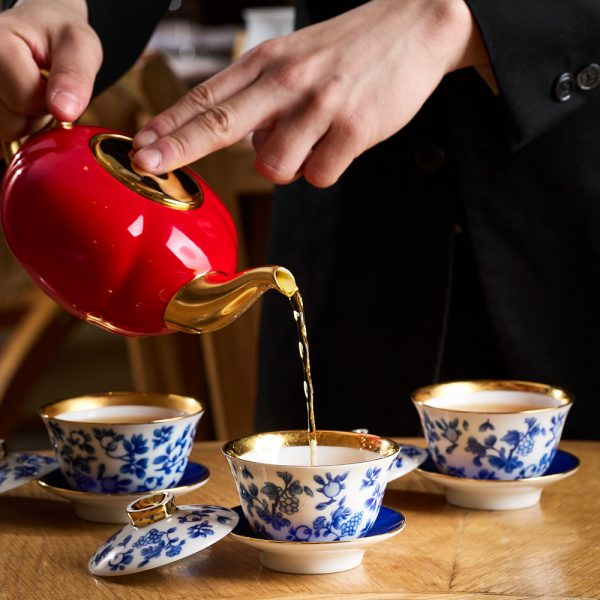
[289,290,318,466]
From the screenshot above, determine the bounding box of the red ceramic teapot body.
[0,124,238,335]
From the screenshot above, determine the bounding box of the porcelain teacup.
[222,430,424,542]
[412,380,572,480]
[40,392,203,494]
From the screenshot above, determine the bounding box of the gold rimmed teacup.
[40,391,203,424]
[223,429,423,543]
[40,392,203,494]
[412,380,573,480]
[223,429,399,465]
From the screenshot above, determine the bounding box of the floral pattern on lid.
[0,452,57,494]
[88,492,238,576]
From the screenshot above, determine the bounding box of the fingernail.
[135,148,162,170]
[51,90,81,118]
[134,129,158,148]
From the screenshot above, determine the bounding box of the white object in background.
[241,7,295,53]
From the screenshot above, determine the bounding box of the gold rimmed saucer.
[38,461,210,523]
[229,505,406,574]
[416,449,579,510]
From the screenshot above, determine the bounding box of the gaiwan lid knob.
[88,491,239,576]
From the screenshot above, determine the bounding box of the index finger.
[132,75,284,174]
[132,52,264,150]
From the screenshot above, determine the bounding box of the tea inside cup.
[223,430,402,542]
[40,392,203,494]
[412,380,572,480]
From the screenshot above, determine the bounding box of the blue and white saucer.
[38,461,210,523]
[416,449,580,510]
[229,505,406,574]
[89,492,238,576]
[0,451,57,494]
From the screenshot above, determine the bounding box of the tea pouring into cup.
[222,429,427,542]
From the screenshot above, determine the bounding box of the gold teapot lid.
[90,132,203,211]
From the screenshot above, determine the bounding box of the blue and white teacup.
[412,380,572,480]
[40,392,203,494]
[222,430,426,542]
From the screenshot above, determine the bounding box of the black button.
[576,63,600,90]
[553,72,574,102]
[414,142,446,175]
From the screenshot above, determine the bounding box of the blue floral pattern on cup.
[237,466,376,542]
[418,408,569,480]
[45,421,199,494]
[224,436,426,543]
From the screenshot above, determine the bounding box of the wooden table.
[1,439,598,599]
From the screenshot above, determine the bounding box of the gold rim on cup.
[39,391,203,425]
[222,430,399,467]
[411,380,573,413]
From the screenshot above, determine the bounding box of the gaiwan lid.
[0,439,58,494]
[89,491,238,576]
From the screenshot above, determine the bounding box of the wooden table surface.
[1,439,598,599]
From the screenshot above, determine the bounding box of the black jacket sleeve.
[465,0,600,150]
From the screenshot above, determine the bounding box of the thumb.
[46,24,103,122]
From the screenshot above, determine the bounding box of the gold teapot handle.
[1,139,20,165]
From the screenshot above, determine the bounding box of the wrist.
[433,0,489,72]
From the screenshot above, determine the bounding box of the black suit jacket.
[256,0,600,439]
[3,0,596,438]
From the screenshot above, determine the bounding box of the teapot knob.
[91,133,203,211]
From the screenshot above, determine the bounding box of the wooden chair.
[0,237,79,440]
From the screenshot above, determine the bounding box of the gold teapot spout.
[164,266,297,334]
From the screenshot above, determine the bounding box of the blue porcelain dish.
[229,503,407,574]
[41,460,209,491]
[38,461,210,523]
[419,448,579,478]
[416,448,580,510]
[0,452,57,494]
[231,504,405,539]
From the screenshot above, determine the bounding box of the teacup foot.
[259,548,365,574]
[445,487,542,510]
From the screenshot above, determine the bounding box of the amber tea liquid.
[289,290,318,466]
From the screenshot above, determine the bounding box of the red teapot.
[0,123,296,336]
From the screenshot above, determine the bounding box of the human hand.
[133,0,488,188]
[0,0,102,140]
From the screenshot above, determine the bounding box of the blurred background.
[0,0,295,450]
